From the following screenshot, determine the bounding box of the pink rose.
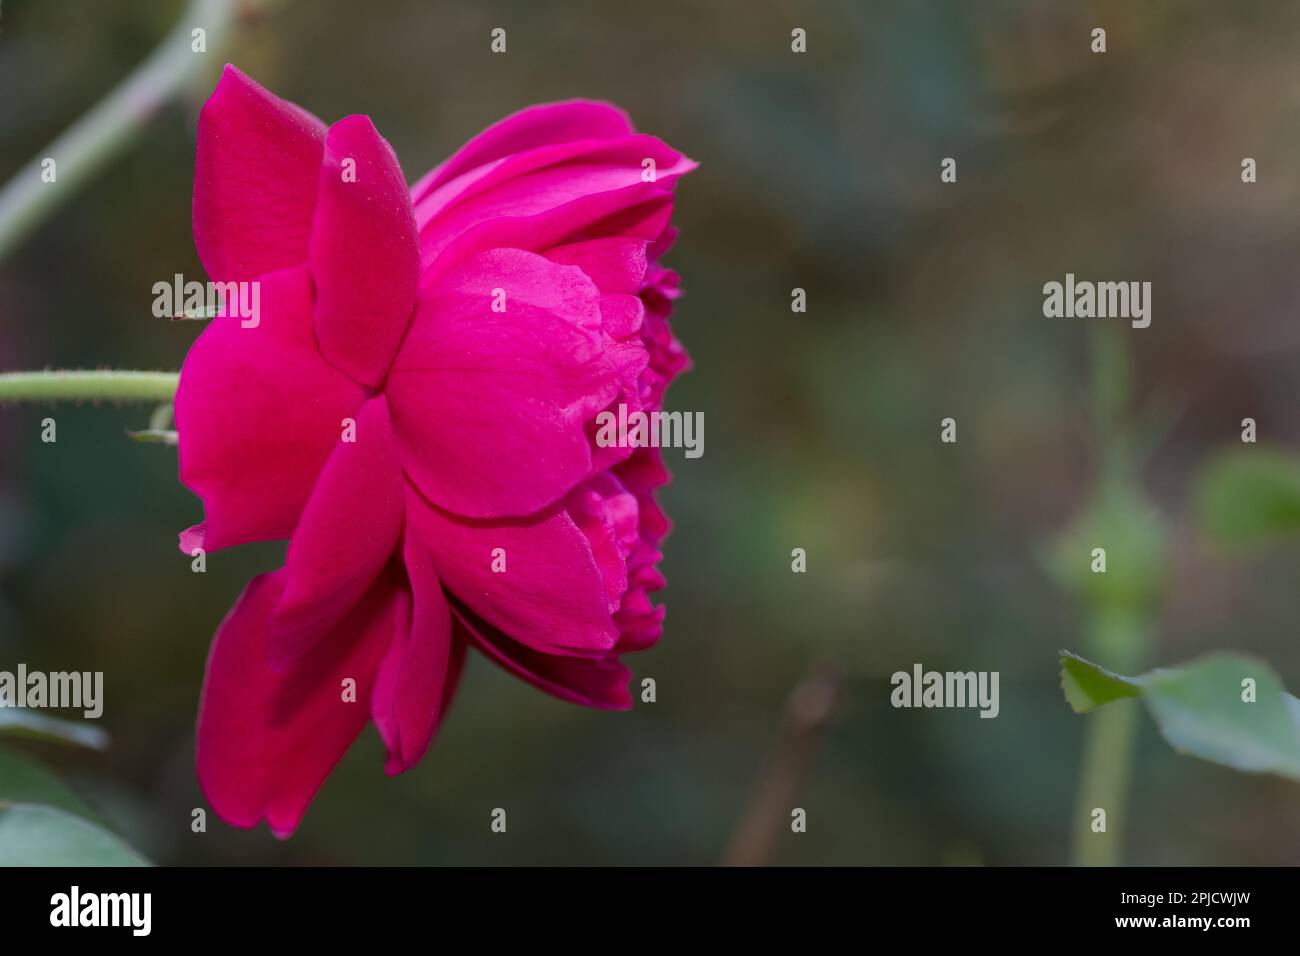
[177,66,695,836]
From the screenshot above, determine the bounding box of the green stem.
[0,0,238,262]
[1071,607,1147,866]
[0,370,179,403]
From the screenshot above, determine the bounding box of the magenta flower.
[176,66,695,836]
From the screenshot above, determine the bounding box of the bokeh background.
[3,0,1300,865]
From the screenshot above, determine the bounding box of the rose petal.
[545,238,648,295]
[372,536,462,774]
[269,396,404,669]
[416,139,695,280]
[405,482,618,654]
[452,603,631,710]
[420,182,676,286]
[175,265,366,552]
[410,100,634,205]
[310,115,419,387]
[565,474,640,613]
[193,64,326,282]
[388,248,621,518]
[196,568,403,838]
[414,134,691,232]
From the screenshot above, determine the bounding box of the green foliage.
[1196,447,1300,544]
[125,428,179,446]
[0,709,109,750]
[0,746,98,820]
[1060,652,1300,781]
[1060,651,1141,712]
[0,725,149,864]
[0,804,149,866]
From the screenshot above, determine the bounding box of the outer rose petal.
[413,134,691,230]
[175,265,366,551]
[414,133,690,229]
[452,603,631,710]
[269,396,404,669]
[648,224,679,261]
[611,446,673,649]
[193,64,326,282]
[613,588,667,652]
[410,100,634,205]
[371,537,462,774]
[310,115,419,387]
[387,248,620,518]
[416,141,695,281]
[196,568,402,838]
[637,266,690,409]
[420,184,676,287]
[404,482,619,654]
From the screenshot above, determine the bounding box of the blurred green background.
[2,0,1300,865]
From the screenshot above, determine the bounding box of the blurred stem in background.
[0,0,238,263]
[1050,325,1169,866]
[722,663,840,866]
[1072,609,1145,866]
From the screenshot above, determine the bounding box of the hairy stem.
[0,370,179,403]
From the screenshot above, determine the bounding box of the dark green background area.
[2,0,1299,865]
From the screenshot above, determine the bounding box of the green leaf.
[0,709,109,750]
[0,746,98,820]
[147,401,174,431]
[0,804,150,866]
[125,428,178,446]
[1059,651,1300,780]
[1059,651,1141,713]
[1196,447,1300,543]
